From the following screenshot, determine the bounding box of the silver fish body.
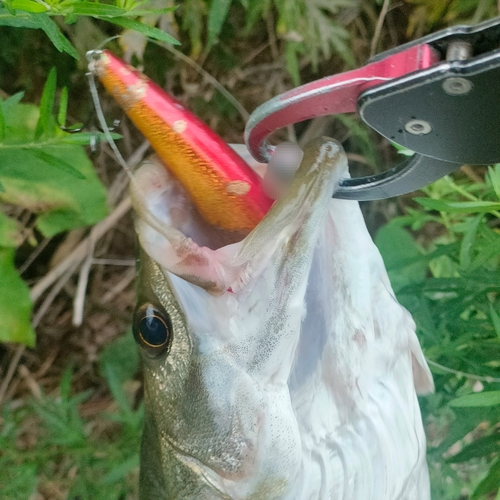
[132,138,433,499]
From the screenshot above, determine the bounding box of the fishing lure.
[90,50,273,236]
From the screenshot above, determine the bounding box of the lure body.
[92,50,273,234]
[93,53,433,499]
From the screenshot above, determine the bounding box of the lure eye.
[133,304,172,356]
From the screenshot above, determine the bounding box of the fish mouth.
[135,139,352,498]
[133,155,249,251]
[133,138,435,499]
[131,141,304,252]
[132,138,348,295]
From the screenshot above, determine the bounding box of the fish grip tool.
[244,17,500,200]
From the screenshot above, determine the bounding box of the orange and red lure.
[92,50,273,233]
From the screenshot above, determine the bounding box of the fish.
[91,52,434,499]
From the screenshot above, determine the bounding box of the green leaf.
[60,131,122,145]
[181,0,206,57]
[285,42,301,86]
[0,100,5,142]
[0,211,22,247]
[0,12,40,29]
[392,142,415,156]
[459,214,482,269]
[472,457,500,499]
[102,363,133,416]
[0,247,35,346]
[28,149,86,179]
[431,407,500,457]
[1,1,16,15]
[490,303,500,339]
[375,220,428,292]
[488,165,500,199]
[2,92,24,111]
[207,0,233,49]
[0,145,108,236]
[0,463,37,499]
[36,13,79,59]
[0,101,40,144]
[106,17,179,45]
[446,433,500,463]
[59,364,74,401]
[35,67,57,139]
[0,96,108,236]
[99,332,139,386]
[63,12,78,25]
[450,391,500,408]
[414,197,500,214]
[127,7,177,16]
[57,86,68,127]
[470,226,500,270]
[99,453,140,485]
[10,0,47,12]
[70,3,127,16]
[99,332,140,424]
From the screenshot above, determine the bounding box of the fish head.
[132,139,349,499]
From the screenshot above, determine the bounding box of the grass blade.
[27,149,86,179]
[472,457,500,499]
[35,13,79,59]
[415,197,500,214]
[0,100,5,142]
[106,17,179,45]
[57,86,68,127]
[450,391,500,408]
[207,0,232,49]
[35,67,57,139]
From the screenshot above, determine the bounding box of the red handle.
[245,44,440,163]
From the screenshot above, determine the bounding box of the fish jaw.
[133,138,433,499]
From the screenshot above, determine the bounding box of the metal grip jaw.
[244,17,500,200]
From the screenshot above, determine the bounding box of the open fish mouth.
[131,138,342,294]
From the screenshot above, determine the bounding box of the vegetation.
[376,172,500,499]
[0,0,499,498]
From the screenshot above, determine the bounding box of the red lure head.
[92,50,273,233]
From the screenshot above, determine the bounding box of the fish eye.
[133,304,172,356]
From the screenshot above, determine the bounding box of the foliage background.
[0,0,499,499]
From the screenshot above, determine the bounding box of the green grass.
[0,334,142,500]
[376,167,500,500]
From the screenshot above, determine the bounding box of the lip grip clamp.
[245,17,500,200]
